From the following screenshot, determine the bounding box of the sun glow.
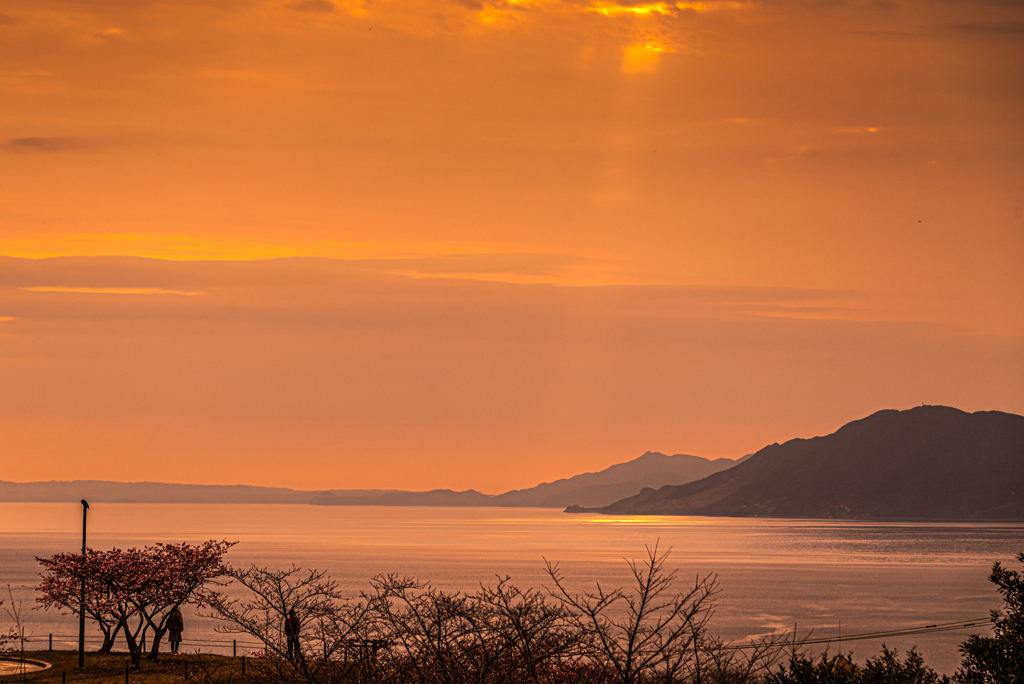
[675,2,744,11]
[588,1,741,16]
[588,2,674,17]
[579,516,709,525]
[622,40,670,72]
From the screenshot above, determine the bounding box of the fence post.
[62,672,66,684]
[125,663,129,684]
[233,639,236,658]
[49,634,52,651]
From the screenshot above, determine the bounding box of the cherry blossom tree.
[138,541,236,660]
[36,553,123,652]
[36,540,235,668]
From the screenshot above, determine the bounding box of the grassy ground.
[0,651,246,684]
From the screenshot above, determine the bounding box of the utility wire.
[722,616,992,650]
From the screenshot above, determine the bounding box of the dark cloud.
[935,0,1024,5]
[1,137,84,152]
[943,21,1024,36]
[288,0,336,12]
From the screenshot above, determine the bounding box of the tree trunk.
[122,618,144,669]
[99,622,122,653]
[146,626,167,660]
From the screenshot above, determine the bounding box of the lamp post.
[78,499,89,669]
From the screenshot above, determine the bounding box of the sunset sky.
[1,0,1022,492]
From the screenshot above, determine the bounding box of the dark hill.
[574,406,1024,520]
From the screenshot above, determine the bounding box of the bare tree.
[474,577,586,684]
[2,585,27,669]
[681,631,793,684]
[208,565,373,684]
[545,543,717,684]
[367,574,501,684]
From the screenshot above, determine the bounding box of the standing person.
[168,606,184,654]
[284,608,301,662]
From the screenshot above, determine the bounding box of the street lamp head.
[81,499,89,509]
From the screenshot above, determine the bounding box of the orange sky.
[0,0,1022,492]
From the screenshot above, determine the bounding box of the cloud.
[367,252,596,279]
[0,13,19,25]
[836,126,879,134]
[2,137,84,153]
[288,0,337,12]
[93,27,125,39]
[20,287,202,296]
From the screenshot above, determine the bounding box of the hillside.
[492,451,746,508]
[572,406,1024,520]
[308,452,746,508]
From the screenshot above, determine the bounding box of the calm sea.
[1,503,1021,674]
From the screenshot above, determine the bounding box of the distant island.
[0,451,743,510]
[567,406,1024,520]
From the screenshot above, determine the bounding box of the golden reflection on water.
[580,516,710,525]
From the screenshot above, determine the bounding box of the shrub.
[956,552,1024,684]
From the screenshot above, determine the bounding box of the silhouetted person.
[168,606,184,654]
[284,608,300,661]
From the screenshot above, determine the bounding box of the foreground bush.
[767,647,948,684]
[955,551,1024,684]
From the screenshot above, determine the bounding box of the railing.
[8,632,266,652]
[10,614,993,654]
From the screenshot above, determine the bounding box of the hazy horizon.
[1,446,746,495]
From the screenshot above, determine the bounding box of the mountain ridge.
[568,406,1024,520]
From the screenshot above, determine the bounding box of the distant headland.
[567,406,1024,520]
